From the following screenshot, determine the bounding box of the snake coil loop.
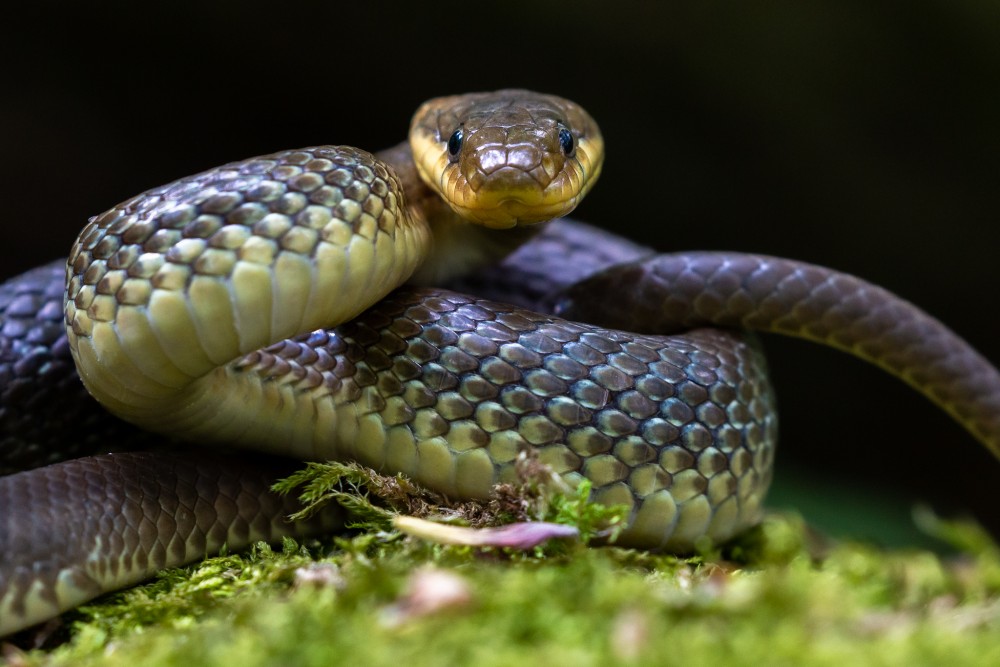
[1,90,998,638]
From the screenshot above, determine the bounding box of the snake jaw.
[409,90,604,229]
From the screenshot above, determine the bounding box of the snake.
[2,89,999,638]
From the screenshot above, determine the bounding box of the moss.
[4,465,999,667]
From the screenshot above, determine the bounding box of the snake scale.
[2,90,999,638]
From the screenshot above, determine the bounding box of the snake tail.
[0,450,346,637]
[555,252,1000,459]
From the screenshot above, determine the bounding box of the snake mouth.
[409,90,604,229]
[443,172,599,228]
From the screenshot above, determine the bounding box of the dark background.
[3,1,998,541]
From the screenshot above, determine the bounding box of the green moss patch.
[5,463,999,666]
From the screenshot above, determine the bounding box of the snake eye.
[447,128,464,158]
[558,127,575,156]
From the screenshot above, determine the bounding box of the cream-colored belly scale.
[67,147,429,426]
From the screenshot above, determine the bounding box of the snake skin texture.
[0,450,345,634]
[556,253,1000,457]
[0,263,151,473]
[2,87,997,638]
[0,220,666,637]
[227,286,776,547]
[64,146,431,427]
[0,221,650,474]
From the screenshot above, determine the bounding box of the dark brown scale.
[0,451,344,632]
[0,262,156,474]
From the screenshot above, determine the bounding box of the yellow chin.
[447,194,582,229]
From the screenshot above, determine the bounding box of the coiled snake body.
[2,90,999,637]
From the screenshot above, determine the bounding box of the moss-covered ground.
[4,461,999,667]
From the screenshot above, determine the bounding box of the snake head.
[409,89,604,229]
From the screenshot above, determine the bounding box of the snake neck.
[377,141,546,286]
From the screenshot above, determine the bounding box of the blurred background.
[2,0,998,543]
